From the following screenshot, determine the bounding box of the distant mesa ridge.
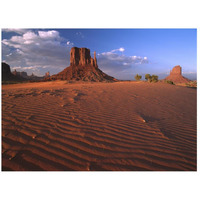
[165,65,190,84]
[47,47,117,82]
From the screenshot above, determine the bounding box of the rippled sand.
[2,81,197,171]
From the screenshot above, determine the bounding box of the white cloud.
[16,49,24,55]
[6,53,12,57]
[119,47,125,52]
[11,36,24,43]
[2,28,28,35]
[66,41,74,45]
[97,48,149,79]
[38,30,59,39]
[2,29,73,76]
[99,49,148,65]
[23,31,38,40]
[110,47,125,53]
[23,66,36,70]
[24,40,34,44]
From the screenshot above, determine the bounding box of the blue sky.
[2,29,197,80]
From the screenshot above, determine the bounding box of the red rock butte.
[165,65,190,84]
[47,47,117,82]
[70,47,97,67]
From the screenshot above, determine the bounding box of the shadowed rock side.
[165,65,190,84]
[47,47,117,82]
[2,62,26,82]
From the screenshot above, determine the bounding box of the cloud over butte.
[2,29,73,76]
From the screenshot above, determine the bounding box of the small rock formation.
[47,47,117,82]
[2,62,25,82]
[165,65,190,84]
[45,71,50,78]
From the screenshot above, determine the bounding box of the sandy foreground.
[1,81,196,171]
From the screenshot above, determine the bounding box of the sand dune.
[2,81,196,171]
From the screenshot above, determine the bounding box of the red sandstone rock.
[170,65,182,75]
[94,51,97,67]
[48,47,117,82]
[70,47,97,67]
[165,65,190,84]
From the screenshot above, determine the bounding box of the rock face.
[165,65,190,84]
[70,47,97,68]
[48,47,117,82]
[170,65,182,75]
[2,62,11,74]
[2,62,25,82]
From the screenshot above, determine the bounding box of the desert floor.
[1,81,197,171]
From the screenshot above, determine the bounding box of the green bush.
[145,74,151,81]
[145,74,158,83]
[185,81,197,87]
[135,74,142,81]
[165,80,174,85]
[151,75,158,82]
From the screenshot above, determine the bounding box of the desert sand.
[1,81,196,171]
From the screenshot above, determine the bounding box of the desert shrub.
[165,80,174,85]
[185,81,197,87]
[151,75,158,82]
[145,74,158,82]
[145,74,151,81]
[135,74,142,81]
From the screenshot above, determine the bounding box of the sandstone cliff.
[47,47,117,82]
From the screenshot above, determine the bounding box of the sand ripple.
[2,81,196,171]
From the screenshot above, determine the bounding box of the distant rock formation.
[12,69,28,78]
[165,65,190,84]
[47,47,117,82]
[27,73,44,81]
[45,71,50,78]
[12,69,45,81]
[2,62,25,82]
